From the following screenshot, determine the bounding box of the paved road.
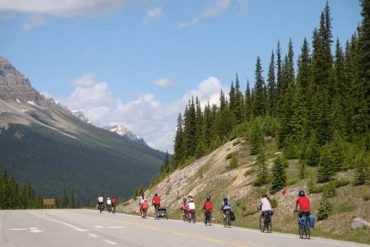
[0,209,368,247]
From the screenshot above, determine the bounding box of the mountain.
[103,124,148,147]
[0,56,165,202]
[71,110,90,124]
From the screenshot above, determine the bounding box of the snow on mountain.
[103,124,148,147]
[71,110,90,123]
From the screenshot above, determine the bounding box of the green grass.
[336,201,357,213]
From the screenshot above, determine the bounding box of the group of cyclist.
[96,195,117,213]
[97,189,312,231]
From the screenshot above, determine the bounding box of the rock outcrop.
[0,56,41,102]
[351,218,370,230]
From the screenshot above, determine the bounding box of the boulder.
[351,218,370,230]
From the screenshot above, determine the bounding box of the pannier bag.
[230,211,236,221]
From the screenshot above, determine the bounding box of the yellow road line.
[93,213,253,247]
[46,210,253,247]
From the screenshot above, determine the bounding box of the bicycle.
[259,211,272,233]
[257,206,272,233]
[223,210,231,228]
[295,210,310,239]
[204,210,212,226]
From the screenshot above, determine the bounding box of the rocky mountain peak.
[0,55,40,102]
[103,124,148,147]
[0,56,10,65]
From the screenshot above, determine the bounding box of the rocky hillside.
[122,138,370,244]
[0,56,166,202]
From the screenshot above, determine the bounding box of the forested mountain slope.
[0,56,165,203]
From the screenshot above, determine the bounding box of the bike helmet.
[189,198,194,202]
[298,190,305,197]
[107,197,110,200]
[223,197,228,201]
[206,195,211,200]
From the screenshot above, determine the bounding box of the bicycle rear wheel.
[305,220,311,239]
[298,224,304,239]
[267,222,272,233]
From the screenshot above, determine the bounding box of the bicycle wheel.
[298,223,304,239]
[267,222,272,233]
[305,220,311,239]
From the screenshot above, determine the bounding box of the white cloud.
[177,0,231,29]
[142,7,162,23]
[22,14,46,30]
[183,76,225,107]
[66,74,113,109]
[153,78,175,88]
[72,74,98,87]
[0,0,124,18]
[60,74,226,152]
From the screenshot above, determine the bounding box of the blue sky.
[0,0,362,151]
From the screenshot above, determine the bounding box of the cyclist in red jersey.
[295,190,310,218]
[152,193,161,219]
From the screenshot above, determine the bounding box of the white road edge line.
[103,239,117,245]
[8,228,28,231]
[28,211,87,232]
[88,233,99,238]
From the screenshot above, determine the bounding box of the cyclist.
[138,193,145,215]
[152,193,161,219]
[97,195,104,212]
[188,197,196,222]
[258,193,272,228]
[181,198,189,220]
[203,195,213,225]
[111,197,117,213]
[258,193,272,223]
[294,190,310,218]
[220,197,231,219]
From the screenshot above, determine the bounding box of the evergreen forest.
[153,1,369,190]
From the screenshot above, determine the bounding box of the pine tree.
[303,134,320,166]
[279,40,297,149]
[234,75,244,123]
[317,144,337,183]
[317,198,332,221]
[61,190,70,208]
[195,97,205,158]
[311,4,334,144]
[270,156,287,194]
[245,81,252,120]
[173,113,184,166]
[276,41,283,117]
[220,90,227,111]
[267,51,277,116]
[353,150,369,185]
[253,57,267,116]
[352,0,370,135]
[160,151,170,174]
[298,159,307,179]
[249,122,264,155]
[254,146,269,186]
[183,99,197,157]
[203,103,213,148]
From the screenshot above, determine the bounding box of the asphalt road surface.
[0,209,368,247]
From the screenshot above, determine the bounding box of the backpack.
[309,215,315,228]
[230,211,236,221]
